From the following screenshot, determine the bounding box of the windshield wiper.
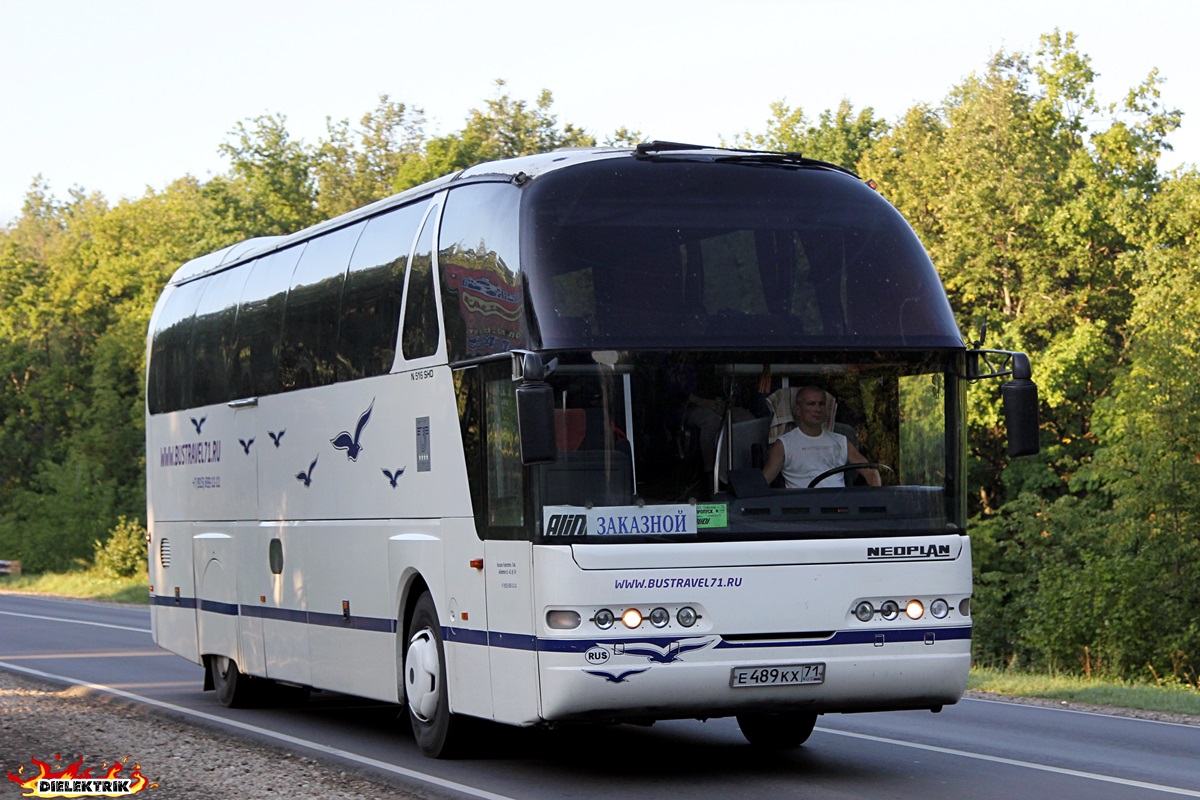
[633,140,856,176]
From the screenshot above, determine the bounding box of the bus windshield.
[522,158,963,352]
[531,350,964,542]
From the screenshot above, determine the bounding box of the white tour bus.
[146,142,1039,757]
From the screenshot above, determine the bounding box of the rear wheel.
[209,655,257,708]
[404,592,469,757]
[736,711,818,748]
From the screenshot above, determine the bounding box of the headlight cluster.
[545,605,702,631]
[852,596,963,622]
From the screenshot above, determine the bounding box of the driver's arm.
[847,441,882,486]
[762,440,786,486]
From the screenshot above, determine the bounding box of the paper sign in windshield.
[543,505,698,537]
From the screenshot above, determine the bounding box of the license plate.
[730,663,826,688]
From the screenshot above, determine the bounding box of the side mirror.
[1001,352,1040,457]
[514,352,557,465]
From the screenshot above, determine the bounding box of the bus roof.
[166,143,856,286]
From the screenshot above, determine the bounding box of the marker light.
[854,601,875,622]
[593,608,615,629]
[621,608,644,629]
[905,600,925,620]
[930,599,950,619]
[677,606,698,627]
[959,598,971,617]
[880,600,900,620]
[546,610,581,630]
[649,607,670,628]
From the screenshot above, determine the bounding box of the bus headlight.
[593,609,615,629]
[621,608,643,629]
[930,599,950,619]
[677,606,698,627]
[905,600,924,620]
[854,601,874,622]
[649,607,670,628]
[880,600,900,620]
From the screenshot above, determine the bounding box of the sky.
[2,0,1197,226]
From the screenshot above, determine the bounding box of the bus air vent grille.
[159,538,171,569]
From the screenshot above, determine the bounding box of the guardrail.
[0,560,21,576]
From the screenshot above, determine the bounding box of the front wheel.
[404,592,469,757]
[736,711,818,748]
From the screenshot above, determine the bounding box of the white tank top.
[779,428,848,488]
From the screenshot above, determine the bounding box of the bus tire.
[208,654,257,708]
[404,592,467,757]
[736,711,818,748]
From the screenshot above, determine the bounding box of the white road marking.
[0,661,518,800]
[0,609,150,634]
[816,726,1200,797]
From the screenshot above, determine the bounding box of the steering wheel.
[807,463,893,489]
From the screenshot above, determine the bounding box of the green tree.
[396,80,595,189]
[314,94,429,217]
[1031,170,1200,679]
[0,175,228,571]
[211,113,319,236]
[846,31,1185,676]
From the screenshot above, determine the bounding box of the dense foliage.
[1,37,1196,683]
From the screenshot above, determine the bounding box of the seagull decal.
[331,399,374,462]
[191,416,206,434]
[584,668,650,684]
[382,467,406,488]
[268,430,285,448]
[239,438,254,455]
[296,455,318,487]
[616,638,716,664]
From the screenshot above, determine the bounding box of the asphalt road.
[2,593,1198,800]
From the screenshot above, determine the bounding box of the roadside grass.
[970,666,1200,717]
[0,570,149,604]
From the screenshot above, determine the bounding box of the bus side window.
[401,205,440,361]
[456,364,528,541]
[437,183,524,362]
[189,265,248,408]
[231,246,304,399]
[279,222,365,391]
[455,367,484,528]
[147,280,206,414]
[338,202,427,380]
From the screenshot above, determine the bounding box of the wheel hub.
[405,628,440,722]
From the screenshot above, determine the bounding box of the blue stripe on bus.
[152,595,969,650]
[713,626,973,649]
[307,609,396,633]
[154,594,395,632]
[151,594,198,610]
[198,598,238,616]
[238,604,308,624]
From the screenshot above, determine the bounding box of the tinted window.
[147,280,205,414]
[231,246,304,398]
[190,265,248,407]
[401,206,440,361]
[524,159,961,350]
[279,223,365,390]
[454,363,529,541]
[338,203,426,380]
[438,184,524,363]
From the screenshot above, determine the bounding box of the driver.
[761,386,881,489]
